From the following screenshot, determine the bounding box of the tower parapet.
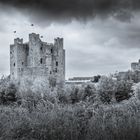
[14,38,23,45]
[29,33,40,43]
[54,37,63,47]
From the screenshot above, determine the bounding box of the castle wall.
[10,45,18,80]
[10,33,65,93]
[131,63,138,71]
[29,33,42,67]
[131,60,140,71]
[18,67,49,80]
[54,38,65,89]
[18,67,50,93]
[17,44,28,68]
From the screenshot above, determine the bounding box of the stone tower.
[10,33,65,92]
[131,59,140,71]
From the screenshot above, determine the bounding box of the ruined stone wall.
[17,44,28,68]
[54,38,65,89]
[17,44,29,80]
[131,60,140,71]
[29,33,42,67]
[10,38,24,80]
[131,63,138,71]
[10,33,65,93]
[10,44,18,80]
[18,67,50,93]
[18,67,49,80]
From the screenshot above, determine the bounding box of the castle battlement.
[10,33,65,92]
[14,38,23,45]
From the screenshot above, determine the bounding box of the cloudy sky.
[0,0,140,79]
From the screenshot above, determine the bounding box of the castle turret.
[10,38,24,80]
[29,33,40,43]
[29,33,42,67]
[10,37,29,81]
[14,38,23,45]
[54,37,65,89]
[54,38,63,48]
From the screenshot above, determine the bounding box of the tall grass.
[0,98,139,140]
[0,76,139,140]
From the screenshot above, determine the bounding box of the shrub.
[57,92,69,104]
[0,99,140,140]
[62,84,97,105]
[97,76,117,104]
[115,80,133,102]
[87,99,140,140]
[70,86,80,104]
[21,89,46,112]
[97,76,133,104]
[63,85,81,104]
[83,85,95,100]
[133,82,140,100]
[0,76,18,105]
[93,75,101,83]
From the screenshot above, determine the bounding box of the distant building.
[66,77,94,85]
[115,59,140,83]
[10,33,65,92]
[116,71,132,81]
[131,59,140,71]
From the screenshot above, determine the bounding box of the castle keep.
[10,33,65,91]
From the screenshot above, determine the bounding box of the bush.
[70,86,80,104]
[97,76,117,104]
[61,84,97,105]
[0,75,139,140]
[87,98,140,140]
[133,82,140,100]
[83,85,96,100]
[0,76,18,105]
[57,92,69,104]
[93,75,101,83]
[0,99,140,140]
[97,76,133,104]
[115,80,133,102]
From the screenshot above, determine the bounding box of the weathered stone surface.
[10,33,65,93]
[131,60,140,71]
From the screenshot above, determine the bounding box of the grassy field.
[0,76,140,140]
[0,98,139,140]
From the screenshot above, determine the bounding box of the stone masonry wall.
[10,33,65,93]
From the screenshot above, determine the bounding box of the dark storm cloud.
[0,0,139,23]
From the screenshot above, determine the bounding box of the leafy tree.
[0,76,18,105]
[97,76,117,104]
[70,87,79,104]
[115,80,133,102]
[93,75,101,83]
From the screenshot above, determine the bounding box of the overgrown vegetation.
[0,75,140,140]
